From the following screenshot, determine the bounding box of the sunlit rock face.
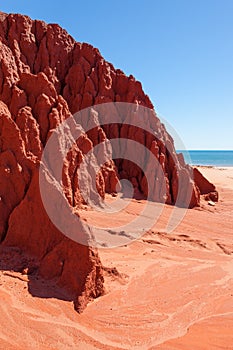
[0,12,217,311]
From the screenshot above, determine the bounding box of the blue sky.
[0,0,232,150]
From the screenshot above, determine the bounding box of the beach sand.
[0,166,232,349]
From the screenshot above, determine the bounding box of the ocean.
[178,150,233,167]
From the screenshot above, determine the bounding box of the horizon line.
[177,149,233,152]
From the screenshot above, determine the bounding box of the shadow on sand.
[0,245,73,302]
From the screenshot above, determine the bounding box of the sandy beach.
[0,166,232,350]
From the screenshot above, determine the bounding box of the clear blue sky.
[0,0,232,150]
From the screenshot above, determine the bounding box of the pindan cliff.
[0,12,217,310]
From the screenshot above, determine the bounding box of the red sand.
[0,166,232,349]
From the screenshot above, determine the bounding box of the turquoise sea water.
[178,150,233,167]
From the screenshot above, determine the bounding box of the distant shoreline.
[195,165,233,169]
[177,150,233,167]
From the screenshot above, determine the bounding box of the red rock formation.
[0,12,217,310]
[194,167,218,202]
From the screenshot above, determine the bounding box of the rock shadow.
[0,246,73,302]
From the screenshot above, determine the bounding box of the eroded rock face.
[193,167,218,202]
[0,12,217,310]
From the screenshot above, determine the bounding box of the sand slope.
[0,167,232,349]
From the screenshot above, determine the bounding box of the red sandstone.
[0,12,217,310]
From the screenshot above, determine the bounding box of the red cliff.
[0,12,217,311]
